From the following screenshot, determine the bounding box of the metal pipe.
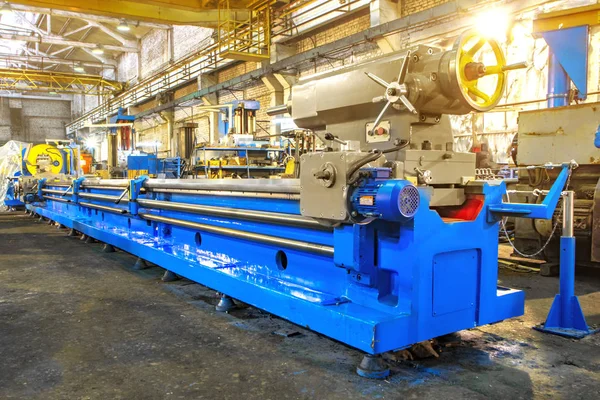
[139,213,334,257]
[266,104,290,116]
[144,179,301,194]
[82,179,129,188]
[547,51,569,108]
[42,188,72,195]
[562,191,574,238]
[79,201,128,214]
[137,199,326,229]
[150,188,300,200]
[43,195,71,203]
[82,185,135,191]
[79,192,129,203]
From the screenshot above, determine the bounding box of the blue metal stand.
[535,192,598,338]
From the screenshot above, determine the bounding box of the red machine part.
[120,125,131,151]
[436,195,484,222]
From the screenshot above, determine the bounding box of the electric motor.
[350,168,420,222]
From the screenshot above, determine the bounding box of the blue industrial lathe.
[20,31,569,378]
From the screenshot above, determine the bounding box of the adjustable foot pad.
[132,258,149,270]
[215,294,236,313]
[162,270,180,282]
[356,354,390,379]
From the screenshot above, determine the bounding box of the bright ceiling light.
[0,2,13,15]
[117,19,130,32]
[474,8,510,41]
[92,44,104,55]
[83,136,99,149]
[73,63,85,73]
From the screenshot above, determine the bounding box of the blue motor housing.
[350,168,420,222]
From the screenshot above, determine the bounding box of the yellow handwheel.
[453,30,507,111]
[25,144,64,175]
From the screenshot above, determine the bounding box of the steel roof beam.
[9,3,171,29]
[0,31,138,52]
[3,52,116,68]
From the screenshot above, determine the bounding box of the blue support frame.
[26,177,530,355]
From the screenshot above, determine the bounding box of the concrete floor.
[1,211,599,400]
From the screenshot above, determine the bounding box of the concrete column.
[198,73,220,145]
[274,73,296,107]
[370,0,402,53]
[270,43,296,64]
[160,110,175,157]
[261,74,284,141]
[261,73,297,144]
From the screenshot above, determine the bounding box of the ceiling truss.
[0,4,150,95]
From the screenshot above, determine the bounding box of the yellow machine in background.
[23,140,83,177]
[25,143,65,176]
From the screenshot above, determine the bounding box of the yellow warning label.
[359,195,374,206]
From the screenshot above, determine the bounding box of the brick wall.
[117,52,139,84]
[403,0,451,15]
[173,26,213,61]
[0,97,71,143]
[294,12,371,54]
[140,29,169,80]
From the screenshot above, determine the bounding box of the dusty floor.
[1,211,599,400]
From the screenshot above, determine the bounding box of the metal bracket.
[487,161,575,221]
[129,175,149,215]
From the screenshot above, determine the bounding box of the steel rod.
[82,179,129,188]
[43,195,71,203]
[144,179,301,194]
[79,193,129,203]
[562,191,574,238]
[137,199,326,229]
[139,213,334,257]
[42,188,72,195]
[79,201,128,214]
[149,188,300,200]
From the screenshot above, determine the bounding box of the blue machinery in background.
[23,162,574,377]
[541,25,589,108]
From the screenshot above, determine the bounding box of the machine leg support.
[162,270,180,282]
[47,219,54,225]
[67,229,78,237]
[534,237,599,338]
[132,258,149,271]
[356,354,390,379]
[215,294,236,313]
[84,236,96,244]
[80,234,88,241]
[102,244,116,253]
[56,224,65,230]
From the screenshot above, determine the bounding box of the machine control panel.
[366,120,391,143]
